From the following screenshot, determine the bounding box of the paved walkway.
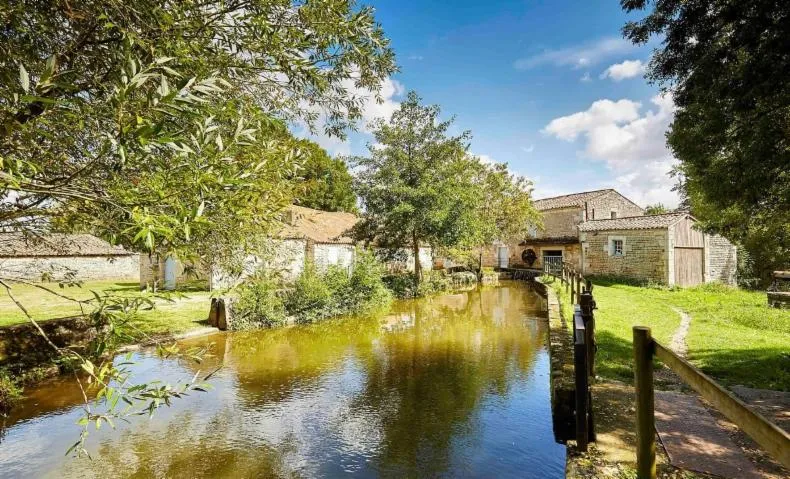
[653,309,788,479]
[656,391,765,478]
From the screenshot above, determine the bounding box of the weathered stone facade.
[1,255,140,282]
[586,189,644,220]
[537,207,584,239]
[580,229,669,283]
[706,235,738,284]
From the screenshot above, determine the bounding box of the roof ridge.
[584,212,684,222]
[534,188,613,202]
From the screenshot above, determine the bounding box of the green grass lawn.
[547,277,790,391]
[0,280,212,337]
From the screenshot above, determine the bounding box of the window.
[591,208,595,220]
[613,239,623,256]
[610,211,617,219]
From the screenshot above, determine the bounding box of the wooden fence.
[545,261,597,450]
[633,326,790,478]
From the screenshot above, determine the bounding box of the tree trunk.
[412,232,422,283]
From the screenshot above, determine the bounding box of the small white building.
[0,233,139,282]
[211,206,433,289]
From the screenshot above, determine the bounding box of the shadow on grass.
[690,347,790,392]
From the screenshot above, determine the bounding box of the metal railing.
[542,255,564,276]
[633,326,790,478]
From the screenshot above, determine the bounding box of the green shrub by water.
[0,370,23,413]
[233,249,392,329]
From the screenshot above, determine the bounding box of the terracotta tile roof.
[533,189,614,211]
[277,205,359,244]
[578,213,689,232]
[0,233,135,257]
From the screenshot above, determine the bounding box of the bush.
[384,270,460,298]
[234,249,392,327]
[233,272,287,329]
[0,371,22,413]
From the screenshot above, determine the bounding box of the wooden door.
[674,247,703,286]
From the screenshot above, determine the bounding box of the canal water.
[0,281,565,478]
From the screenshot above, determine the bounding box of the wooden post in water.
[634,326,656,479]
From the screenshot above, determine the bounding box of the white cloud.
[542,99,642,141]
[600,59,645,81]
[475,153,497,165]
[521,145,535,154]
[580,72,592,83]
[514,37,634,70]
[542,94,679,206]
[294,75,404,156]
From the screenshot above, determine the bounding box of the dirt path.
[668,306,691,357]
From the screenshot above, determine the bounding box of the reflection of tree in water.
[350,284,545,477]
[57,408,303,479]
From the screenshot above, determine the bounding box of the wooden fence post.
[570,274,578,304]
[574,306,589,451]
[580,290,596,378]
[634,326,656,479]
[575,273,582,304]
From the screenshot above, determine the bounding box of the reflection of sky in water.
[0,282,564,478]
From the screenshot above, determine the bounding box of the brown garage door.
[674,247,704,286]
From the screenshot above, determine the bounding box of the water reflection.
[0,281,564,478]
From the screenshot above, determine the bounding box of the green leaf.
[19,64,29,93]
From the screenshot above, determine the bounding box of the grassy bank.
[0,280,212,335]
[547,277,790,391]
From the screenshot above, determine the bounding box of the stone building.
[579,213,737,286]
[486,188,737,286]
[211,205,433,289]
[0,233,139,282]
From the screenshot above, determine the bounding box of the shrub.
[0,370,22,413]
[233,272,287,329]
[285,263,343,323]
[235,250,392,327]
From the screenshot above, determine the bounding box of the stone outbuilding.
[484,188,737,287]
[0,232,139,282]
[578,213,737,286]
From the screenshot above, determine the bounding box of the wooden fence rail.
[543,261,597,450]
[633,326,790,478]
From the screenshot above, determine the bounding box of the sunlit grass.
[546,277,790,391]
[0,280,212,337]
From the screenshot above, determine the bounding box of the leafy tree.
[293,140,357,212]
[454,161,541,272]
[644,203,669,215]
[622,0,790,283]
[0,0,395,453]
[352,92,480,281]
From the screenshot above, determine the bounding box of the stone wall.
[0,255,139,282]
[581,229,668,283]
[313,243,355,272]
[210,239,307,289]
[537,207,584,238]
[139,255,209,288]
[706,234,737,285]
[587,190,644,220]
[518,242,582,270]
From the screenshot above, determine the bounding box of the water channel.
[0,281,565,478]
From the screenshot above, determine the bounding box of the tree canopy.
[622,0,790,282]
[351,92,481,279]
[352,91,540,279]
[293,140,357,213]
[644,204,669,215]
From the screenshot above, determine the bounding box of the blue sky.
[303,0,679,207]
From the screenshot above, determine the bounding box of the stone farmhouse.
[488,189,737,287]
[211,205,433,289]
[0,232,139,282]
